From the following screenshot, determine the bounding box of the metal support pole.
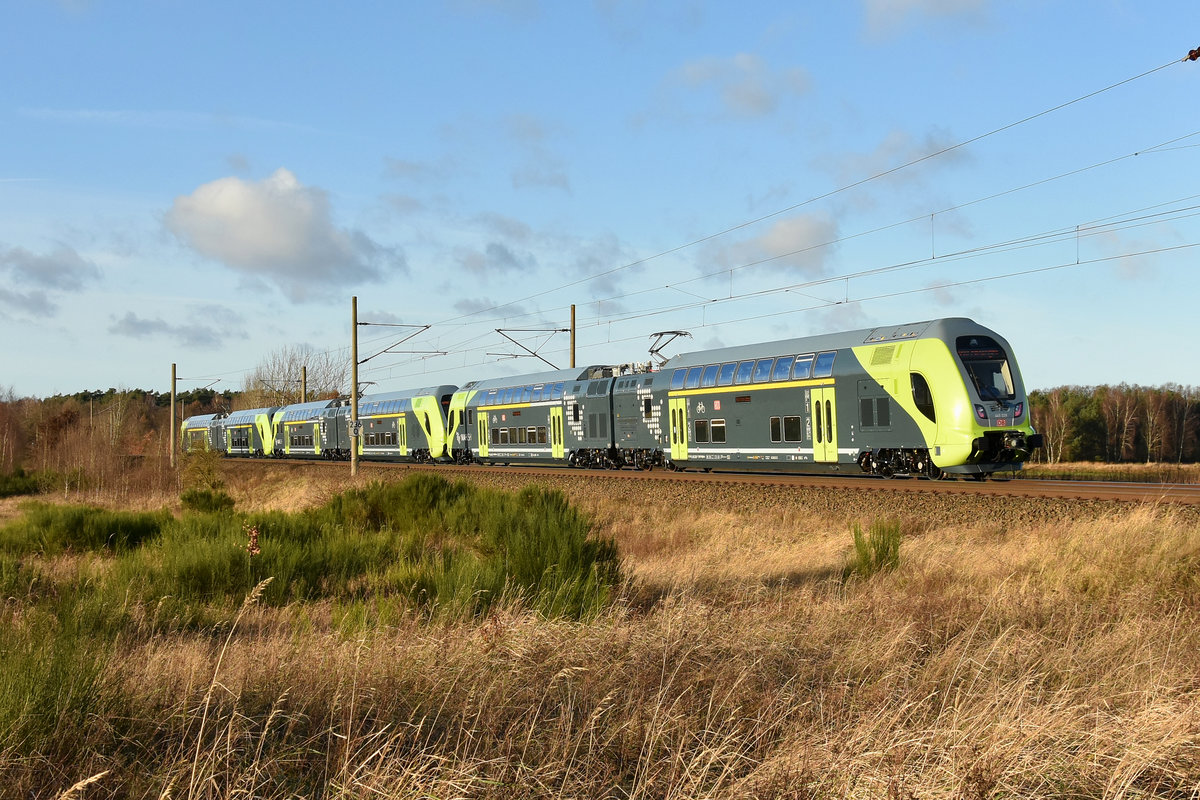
[350,296,359,477]
[570,304,576,369]
[169,362,177,468]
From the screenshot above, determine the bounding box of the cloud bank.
[166,168,404,301]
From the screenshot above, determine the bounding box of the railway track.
[230,460,1200,506]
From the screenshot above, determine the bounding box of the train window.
[531,387,543,402]
[711,419,726,443]
[516,427,525,444]
[684,366,702,389]
[522,387,533,402]
[957,335,1015,400]
[877,398,890,427]
[784,416,802,442]
[552,383,565,400]
[573,404,580,422]
[671,410,678,444]
[911,373,936,422]
[860,398,874,428]
[734,361,755,384]
[693,419,709,443]
[643,398,652,419]
[753,359,774,383]
[701,365,719,387]
[770,416,782,443]
[537,427,547,444]
[718,363,737,386]
[813,351,836,378]
[467,410,474,426]
[825,401,833,443]
[772,356,795,381]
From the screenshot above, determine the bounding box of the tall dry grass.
[4,469,1200,798]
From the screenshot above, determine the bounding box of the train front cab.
[854,320,1042,478]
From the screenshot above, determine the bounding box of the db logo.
[996,418,1008,427]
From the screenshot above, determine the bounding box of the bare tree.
[239,344,348,409]
[1039,388,1074,465]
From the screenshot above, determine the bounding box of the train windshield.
[956,335,1015,401]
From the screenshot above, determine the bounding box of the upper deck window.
[718,362,737,386]
[685,367,703,390]
[792,354,814,380]
[734,361,755,385]
[771,356,794,381]
[671,369,687,390]
[752,358,774,383]
[813,351,836,378]
[701,364,719,388]
[956,336,1015,400]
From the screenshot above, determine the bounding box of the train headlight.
[1014,402,1024,419]
[973,404,988,421]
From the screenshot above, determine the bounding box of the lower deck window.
[694,419,709,443]
[770,416,803,442]
[711,419,726,443]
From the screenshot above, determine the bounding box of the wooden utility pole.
[350,296,359,477]
[570,304,576,369]
[169,362,177,469]
[301,365,307,403]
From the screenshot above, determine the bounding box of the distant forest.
[1028,385,1199,464]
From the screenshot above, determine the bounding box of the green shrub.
[181,487,236,513]
[0,503,170,556]
[845,518,902,580]
[0,468,41,499]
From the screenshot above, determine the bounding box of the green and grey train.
[182,317,1042,479]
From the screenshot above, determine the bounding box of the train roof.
[224,406,280,425]
[663,317,1004,368]
[274,399,341,422]
[358,384,459,404]
[181,413,224,428]
[461,365,614,392]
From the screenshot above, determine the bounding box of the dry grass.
[7,464,1200,798]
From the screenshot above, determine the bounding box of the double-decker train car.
[180,317,1042,478]
[347,385,458,463]
[181,413,225,453]
[221,406,279,457]
[640,317,1040,478]
[272,399,341,459]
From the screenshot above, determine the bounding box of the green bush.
[125,474,620,620]
[180,487,236,513]
[0,503,170,557]
[0,468,41,499]
[845,518,902,580]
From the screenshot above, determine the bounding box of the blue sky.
[2,0,1198,398]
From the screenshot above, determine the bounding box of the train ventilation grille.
[871,345,897,366]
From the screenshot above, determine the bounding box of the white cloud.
[864,0,988,37]
[668,53,810,117]
[166,169,403,301]
[707,214,839,277]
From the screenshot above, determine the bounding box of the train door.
[812,387,838,463]
[550,406,564,459]
[477,411,489,458]
[669,397,689,462]
[398,416,408,456]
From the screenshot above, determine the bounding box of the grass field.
[2,463,1198,798]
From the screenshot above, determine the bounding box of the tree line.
[1029,384,1199,464]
